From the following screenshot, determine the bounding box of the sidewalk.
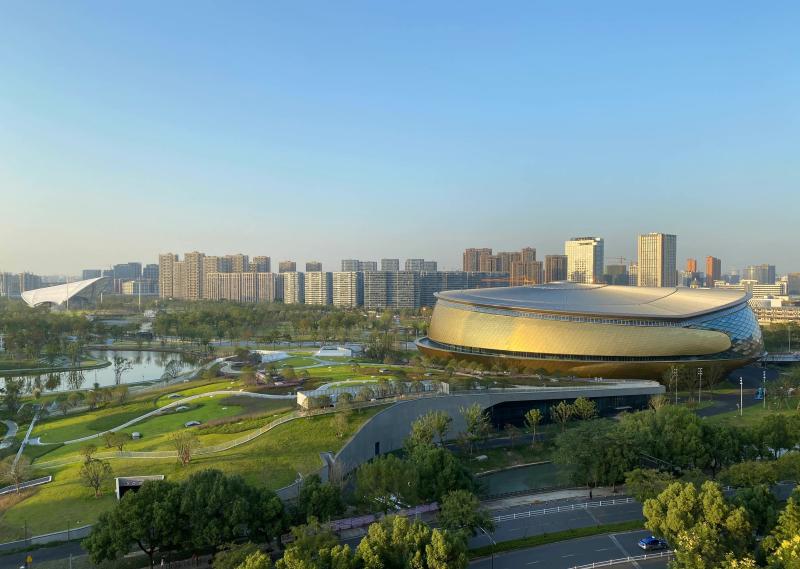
[483,486,620,511]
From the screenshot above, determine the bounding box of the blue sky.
[1,1,798,275]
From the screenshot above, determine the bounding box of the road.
[469,529,669,569]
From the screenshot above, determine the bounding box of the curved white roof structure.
[21,277,109,308]
[436,282,749,320]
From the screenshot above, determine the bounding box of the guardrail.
[492,497,635,523]
[0,475,53,496]
[569,550,674,568]
[0,524,93,553]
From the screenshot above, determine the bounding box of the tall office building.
[604,264,629,285]
[422,261,438,272]
[142,264,159,282]
[360,261,378,272]
[544,255,568,283]
[405,258,425,272]
[341,259,360,272]
[463,248,492,272]
[637,233,677,287]
[283,272,304,304]
[252,256,271,273]
[305,261,323,272]
[184,251,205,300]
[786,273,800,295]
[705,256,722,288]
[82,269,102,280]
[744,264,776,285]
[686,259,698,273]
[565,237,604,284]
[333,272,364,307]
[278,261,297,273]
[304,271,332,305]
[158,254,178,298]
[381,258,400,272]
[225,254,249,273]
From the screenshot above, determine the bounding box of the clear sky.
[1,1,798,275]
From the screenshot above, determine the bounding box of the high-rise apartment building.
[565,237,604,284]
[462,248,493,272]
[788,273,800,296]
[360,261,378,272]
[332,272,364,307]
[628,263,638,286]
[637,233,677,287]
[142,264,159,282]
[0,273,22,298]
[363,271,420,309]
[158,254,178,298]
[381,258,400,272]
[422,261,438,272]
[252,256,271,273]
[744,264,776,285]
[544,255,568,283]
[305,261,323,272]
[225,254,249,273]
[686,259,698,273]
[203,256,225,278]
[304,271,332,305]
[278,261,297,273]
[341,259,359,272]
[510,260,543,286]
[282,272,304,304]
[173,260,187,299]
[82,269,102,280]
[257,273,282,302]
[405,259,425,272]
[204,272,258,302]
[184,251,205,300]
[705,256,722,288]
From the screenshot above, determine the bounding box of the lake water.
[480,462,567,496]
[4,350,201,392]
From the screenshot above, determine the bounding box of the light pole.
[671,366,678,405]
[477,526,496,569]
[697,367,703,404]
[763,370,767,409]
[739,377,743,417]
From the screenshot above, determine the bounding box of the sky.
[1,1,798,276]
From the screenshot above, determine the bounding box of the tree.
[275,517,342,569]
[293,474,345,524]
[81,443,98,464]
[429,410,452,446]
[459,403,490,455]
[171,431,199,466]
[505,424,521,448]
[333,413,349,438]
[80,458,113,497]
[238,551,273,569]
[550,400,573,433]
[161,359,182,385]
[213,542,262,569]
[355,454,417,512]
[2,377,24,416]
[649,394,669,411]
[83,480,183,568]
[0,455,31,493]
[732,484,778,536]
[643,481,752,569]
[572,397,597,421]
[113,356,133,385]
[438,490,494,538]
[624,468,674,503]
[764,489,800,565]
[110,431,129,452]
[408,445,474,503]
[524,408,542,445]
[554,420,637,490]
[720,460,778,488]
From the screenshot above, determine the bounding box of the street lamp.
[697,367,703,404]
[477,525,496,569]
[671,366,678,405]
[763,370,767,410]
[739,377,743,417]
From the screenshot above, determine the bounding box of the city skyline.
[2,2,799,274]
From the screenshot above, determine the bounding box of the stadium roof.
[436,283,749,320]
[21,277,109,308]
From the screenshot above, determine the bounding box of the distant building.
[158,254,178,299]
[184,252,205,300]
[283,272,304,304]
[706,256,722,288]
[717,280,787,298]
[422,260,438,272]
[0,272,21,298]
[788,273,800,295]
[305,261,323,272]
[405,258,425,272]
[19,272,43,292]
[381,258,400,272]
[462,248,492,272]
[544,255,568,283]
[744,264,776,285]
[278,261,297,273]
[341,259,360,272]
[304,271,332,305]
[510,260,543,286]
[637,233,677,287]
[363,271,420,309]
[360,260,378,271]
[686,259,697,273]
[628,263,638,286]
[604,264,629,286]
[82,269,102,280]
[142,264,159,283]
[225,254,249,273]
[122,279,158,296]
[565,237,604,284]
[252,256,271,273]
[332,272,364,307]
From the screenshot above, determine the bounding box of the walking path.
[13,406,40,466]
[0,420,18,450]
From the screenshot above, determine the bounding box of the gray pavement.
[469,529,668,569]
[0,420,18,450]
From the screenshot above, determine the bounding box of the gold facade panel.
[428,304,731,357]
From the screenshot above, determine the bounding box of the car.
[638,536,668,551]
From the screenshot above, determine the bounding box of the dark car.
[638,536,668,551]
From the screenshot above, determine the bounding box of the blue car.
[638,536,668,551]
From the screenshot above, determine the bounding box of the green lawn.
[279,356,322,367]
[461,444,553,476]
[706,396,800,427]
[2,407,385,540]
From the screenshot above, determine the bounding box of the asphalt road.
[470,529,669,569]
[0,541,84,569]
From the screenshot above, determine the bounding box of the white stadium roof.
[21,277,109,308]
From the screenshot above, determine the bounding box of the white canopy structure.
[21,277,109,308]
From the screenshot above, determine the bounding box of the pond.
[5,350,201,392]
[480,462,569,496]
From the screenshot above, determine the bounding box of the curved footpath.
[33,390,295,446]
[0,420,18,450]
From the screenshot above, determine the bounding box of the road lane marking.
[561,554,575,558]
[609,534,641,569]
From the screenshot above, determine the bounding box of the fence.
[0,524,93,553]
[327,502,439,532]
[569,550,674,568]
[492,497,635,523]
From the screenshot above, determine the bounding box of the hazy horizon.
[2,2,798,275]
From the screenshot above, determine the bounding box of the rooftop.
[435,283,749,320]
